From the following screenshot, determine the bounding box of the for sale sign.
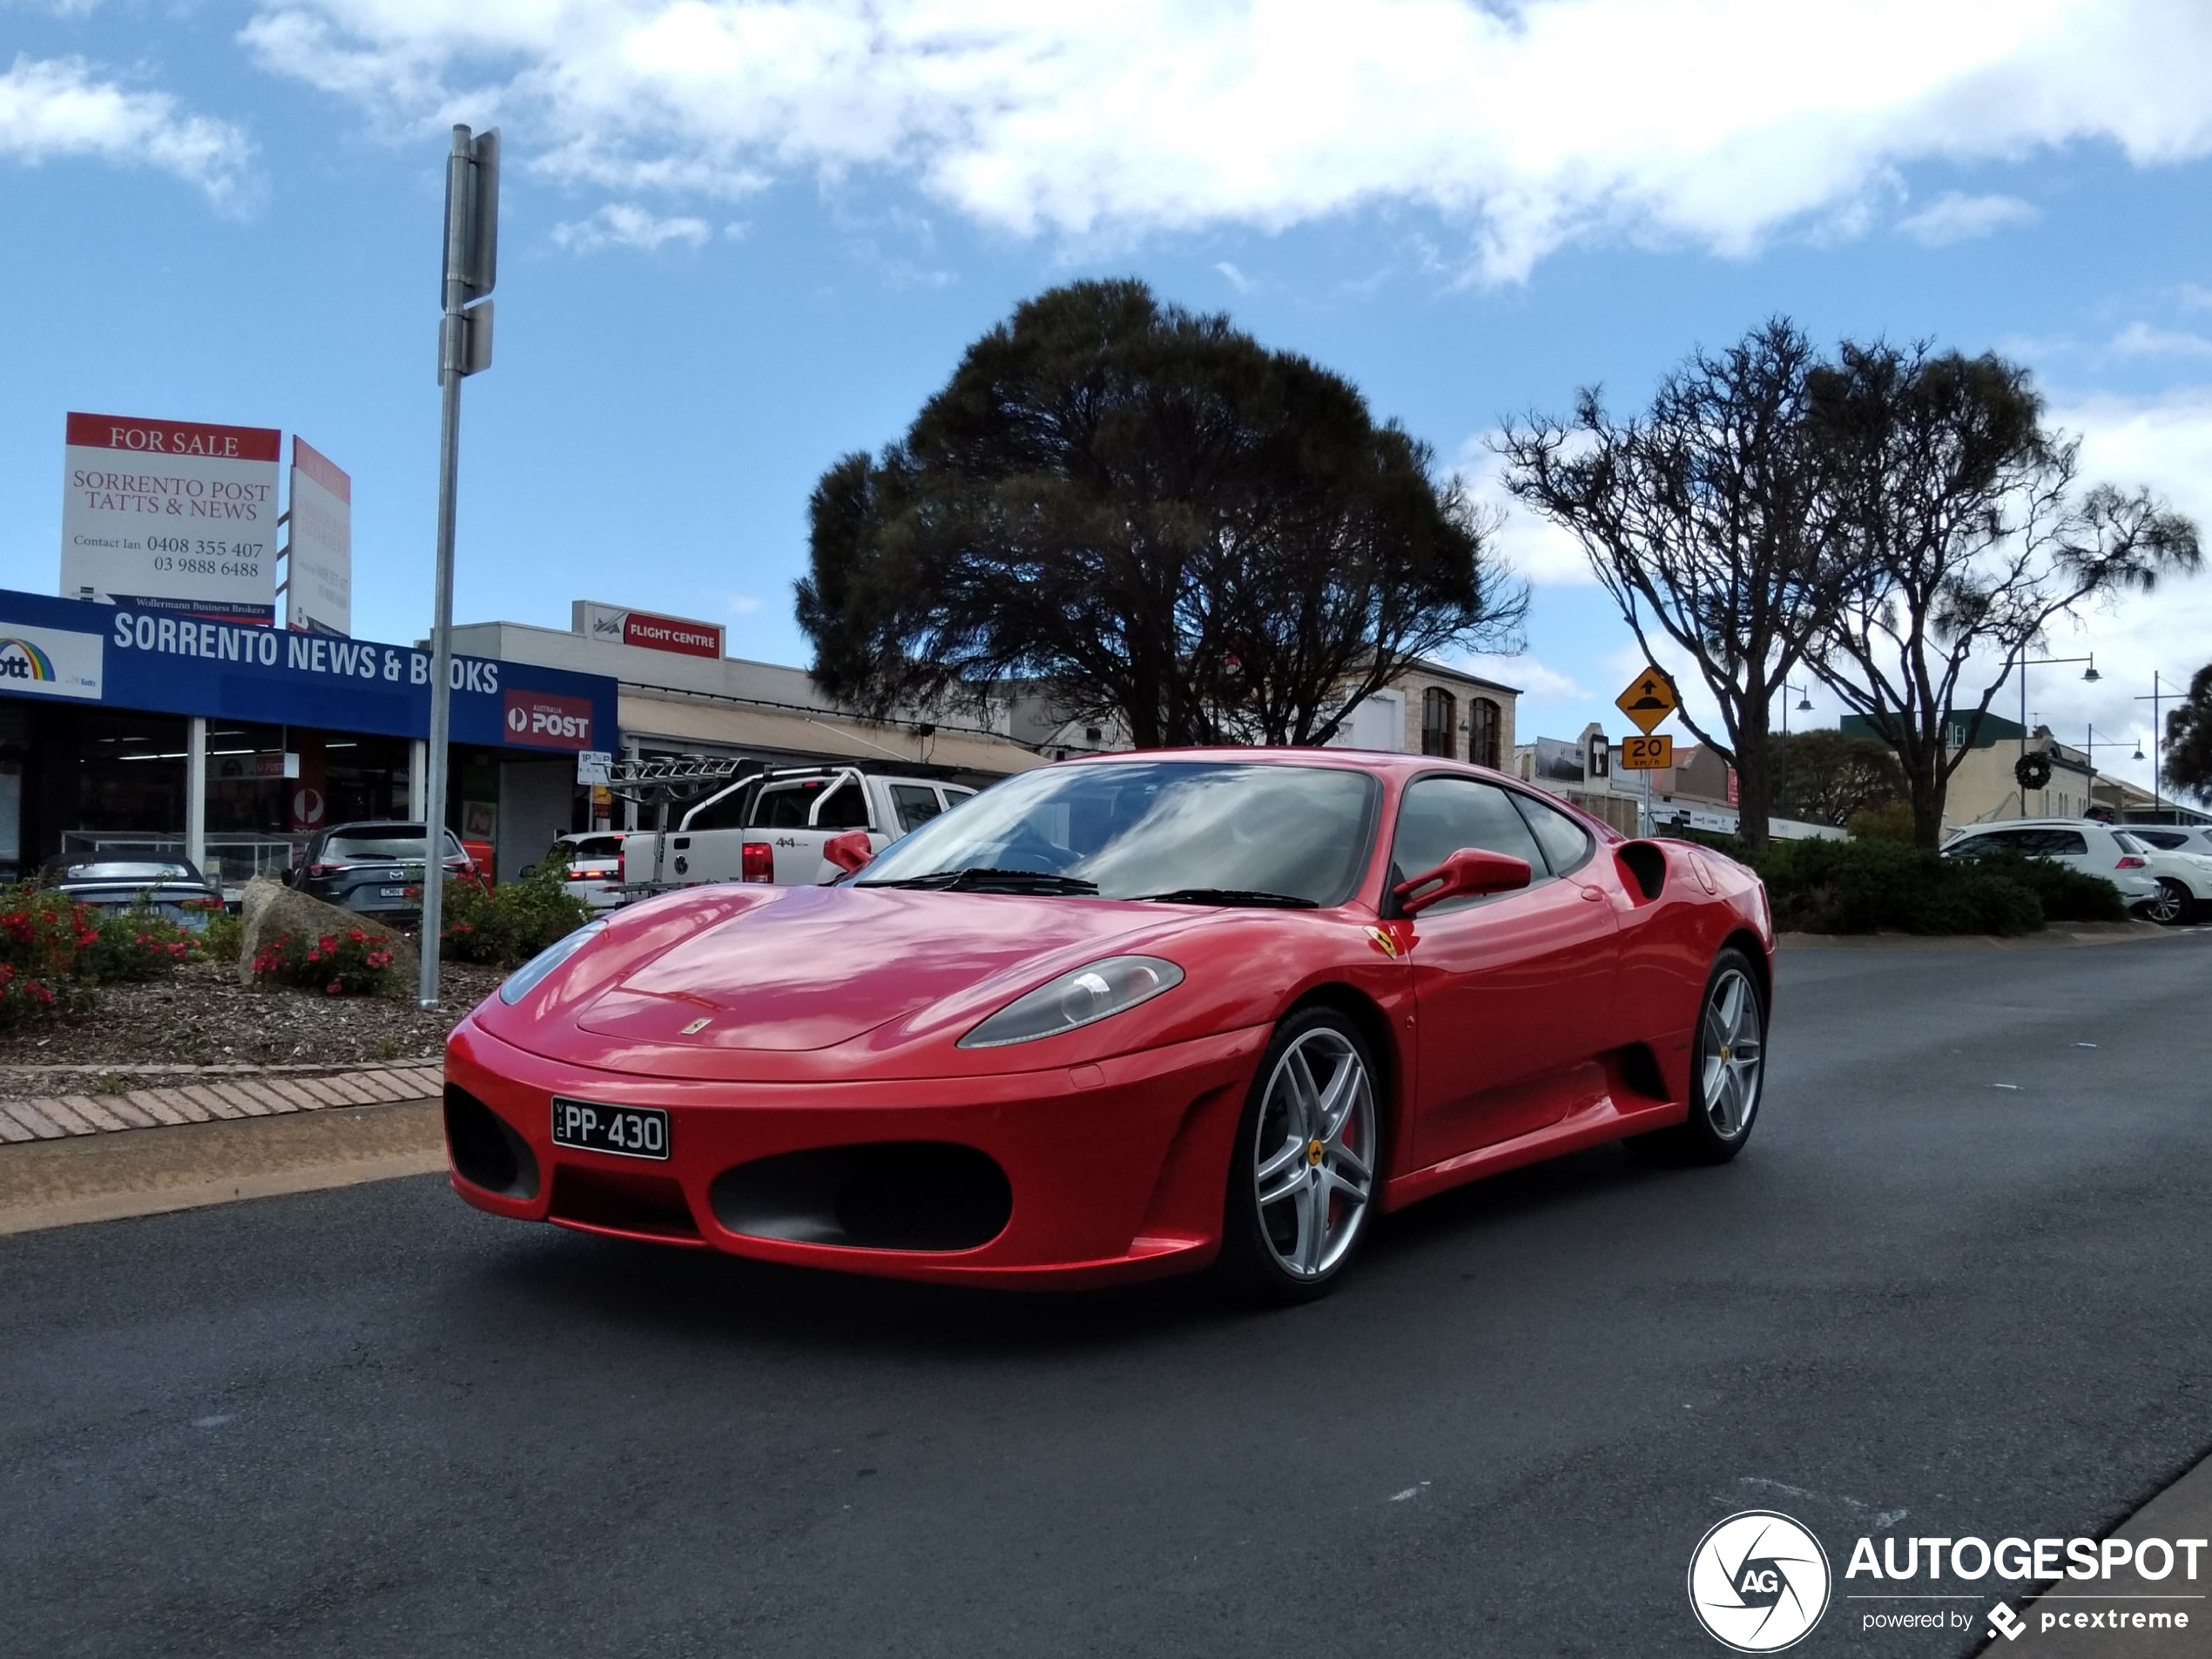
[61,412,281,624]
[287,437,352,637]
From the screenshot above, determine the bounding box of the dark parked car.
[39,856,224,927]
[290,822,476,918]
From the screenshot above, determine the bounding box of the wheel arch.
[1282,981,1401,1173]
[1719,927,1770,1014]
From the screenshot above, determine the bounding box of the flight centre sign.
[61,412,282,625]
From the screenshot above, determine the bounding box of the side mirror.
[823,830,874,876]
[1393,847,1532,915]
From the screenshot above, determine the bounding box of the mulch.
[0,960,506,1089]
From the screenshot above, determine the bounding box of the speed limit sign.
[1621,734,1674,770]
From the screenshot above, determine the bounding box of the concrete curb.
[1777,923,2203,951]
[0,1062,442,1144]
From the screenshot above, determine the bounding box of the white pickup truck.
[618,765,977,892]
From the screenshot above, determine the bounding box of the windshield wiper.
[1131,887,1320,909]
[860,867,1100,895]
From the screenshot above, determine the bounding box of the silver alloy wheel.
[1700,968,1764,1139]
[2146,880,2188,925]
[1251,1027,1376,1279]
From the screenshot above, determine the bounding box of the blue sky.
[5,0,2211,796]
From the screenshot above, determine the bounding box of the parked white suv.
[1939,818,2176,919]
[2114,824,2212,923]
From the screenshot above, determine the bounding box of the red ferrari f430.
[445,751,1773,1300]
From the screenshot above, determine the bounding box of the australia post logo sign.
[504,690,594,752]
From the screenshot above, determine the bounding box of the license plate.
[550,1097,670,1161]
[380,886,410,899]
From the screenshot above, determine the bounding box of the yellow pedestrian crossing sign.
[1615,667,1678,735]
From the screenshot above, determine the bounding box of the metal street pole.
[419,124,497,1008]
[2135,671,2173,815]
[2016,653,2096,816]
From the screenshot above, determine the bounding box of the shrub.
[436,859,592,968]
[1954,849,2130,924]
[1748,837,2042,936]
[196,903,244,964]
[78,902,196,983]
[0,886,98,983]
[250,927,401,996]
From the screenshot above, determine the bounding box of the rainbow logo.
[0,638,57,680]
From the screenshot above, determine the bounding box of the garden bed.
[0,959,503,1089]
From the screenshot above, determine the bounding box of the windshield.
[53,861,196,883]
[323,829,455,861]
[857,761,1381,905]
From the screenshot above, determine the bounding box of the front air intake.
[710,1143,1012,1252]
[444,1083,541,1200]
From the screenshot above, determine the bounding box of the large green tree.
[1804,342,2201,847]
[796,280,1524,748]
[2164,664,2212,804]
[1764,728,1905,826]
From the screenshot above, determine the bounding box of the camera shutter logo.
[1688,1510,1831,1652]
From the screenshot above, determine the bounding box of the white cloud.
[2107,320,2212,361]
[0,54,254,207]
[1895,189,2040,246]
[240,0,2212,281]
[1214,260,1252,293]
[550,201,712,252]
[725,593,762,616]
[1457,433,1599,588]
[2177,282,2212,312]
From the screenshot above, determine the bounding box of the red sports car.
[444,750,1773,1300]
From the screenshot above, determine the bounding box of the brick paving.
[0,1063,443,1144]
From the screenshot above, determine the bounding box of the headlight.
[498,920,609,1005]
[957,955,1184,1049]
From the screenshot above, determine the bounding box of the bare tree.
[1495,319,1836,850]
[1804,342,2201,847]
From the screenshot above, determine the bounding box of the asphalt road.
[4,935,2209,1659]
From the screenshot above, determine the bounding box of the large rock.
[236,877,419,994]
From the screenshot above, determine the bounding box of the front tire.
[1217,1008,1381,1305]
[1636,948,1766,1165]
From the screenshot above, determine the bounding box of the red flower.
[325,980,343,995]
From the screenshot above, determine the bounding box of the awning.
[617,691,1045,778]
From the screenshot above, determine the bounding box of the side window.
[2134,829,2183,850]
[1946,834,1996,860]
[812,779,870,831]
[1389,776,1548,914]
[941,786,976,806]
[890,784,943,834]
[750,786,812,829]
[1507,789,1593,876]
[684,784,752,833]
[2021,829,2088,856]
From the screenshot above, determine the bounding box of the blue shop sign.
[0,586,616,755]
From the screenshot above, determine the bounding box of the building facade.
[0,586,617,891]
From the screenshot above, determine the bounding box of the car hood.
[559,883,1186,1054]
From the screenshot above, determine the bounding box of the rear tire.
[2144,879,2192,927]
[1217,1008,1382,1305]
[1631,947,1766,1166]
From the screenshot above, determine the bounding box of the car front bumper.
[443,1015,1270,1287]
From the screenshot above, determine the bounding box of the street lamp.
[2015,653,2098,813]
[2080,725,2139,819]
[1777,680,1812,817]
[2134,670,2182,816]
